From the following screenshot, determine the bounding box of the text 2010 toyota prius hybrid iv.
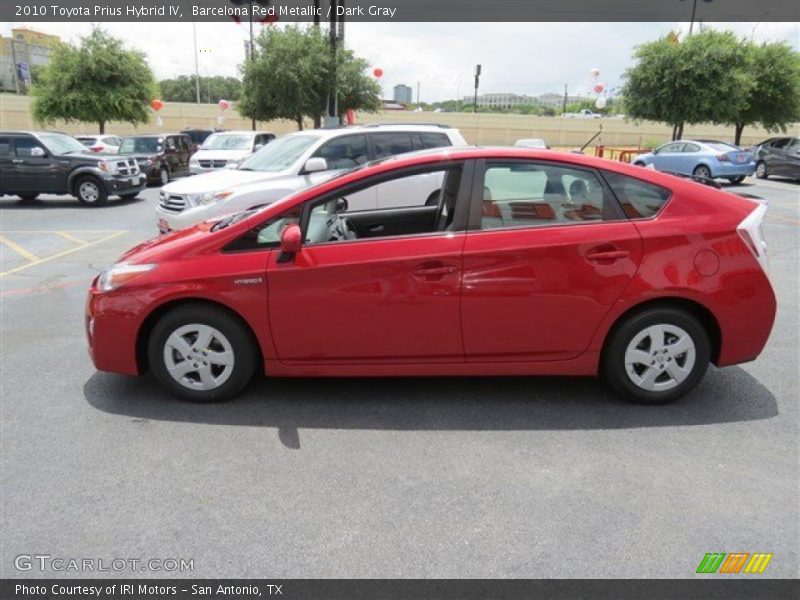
[86,148,776,404]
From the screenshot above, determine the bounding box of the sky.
[2,20,798,102]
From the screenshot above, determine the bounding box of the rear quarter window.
[603,171,671,219]
[413,132,451,150]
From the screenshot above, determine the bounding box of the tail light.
[737,201,769,273]
[716,153,730,162]
[90,145,103,152]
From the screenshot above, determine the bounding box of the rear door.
[461,159,643,362]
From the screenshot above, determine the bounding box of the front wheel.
[693,164,712,180]
[148,305,258,402]
[159,167,170,186]
[75,176,108,206]
[727,175,746,185]
[755,161,768,179]
[602,307,710,404]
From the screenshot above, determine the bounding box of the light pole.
[684,0,714,35]
[192,21,200,104]
[473,64,481,113]
[416,81,420,112]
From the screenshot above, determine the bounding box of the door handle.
[586,249,629,262]
[368,224,385,233]
[11,159,23,164]
[412,263,457,279]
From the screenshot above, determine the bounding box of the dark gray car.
[752,136,800,180]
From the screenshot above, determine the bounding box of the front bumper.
[155,201,217,233]
[100,173,147,196]
[86,281,143,376]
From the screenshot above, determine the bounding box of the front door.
[267,163,471,363]
[461,160,643,361]
[652,142,686,173]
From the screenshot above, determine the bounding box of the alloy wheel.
[163,323,235,391]
[79,181,100,203]
[624,324,696,392]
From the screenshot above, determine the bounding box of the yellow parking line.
[55,231,90,246]
[0,231,127,278]
[0,233,40,262]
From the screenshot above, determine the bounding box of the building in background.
[465,92,582,110]
[0,28,61,93]
[393,84,413,105]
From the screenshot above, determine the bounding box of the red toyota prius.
[86,147,776,404]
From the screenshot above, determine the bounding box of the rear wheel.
[148,305,257,402]
[693,164,712,180]
[755,161,768,179]
[75,176,108,206]
[727,175,746,184]
[18,193,39,202]
[602,307,710,404]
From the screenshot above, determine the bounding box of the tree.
[238,26,381,129]
[31,29,156,134]
[622,30,754,140]
[160,75,243,104]
[730,41,800,145]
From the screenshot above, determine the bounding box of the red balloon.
[218,99,230,111]
[373,68,383,79]
[593,83,605,94]
[150,99,164,112]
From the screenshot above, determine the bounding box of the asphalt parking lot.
[0,176,798,579]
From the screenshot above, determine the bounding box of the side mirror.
[301,157,328,174]
[31,146,47,158]
[253,144,263,152]
[280,224,302,256]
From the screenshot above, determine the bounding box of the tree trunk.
[296,116,304,131]
[734,123,745,146]
[314,114,322,128]
[671,124,678,141]
[676,122,684,140]
[99,121,105,134]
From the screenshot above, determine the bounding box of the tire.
[755,161,768,179]
[159,167,170,186]
[75,176,108,206]
[693,164,712,180]
[18,193,39,202]
[727,175,746,185]
[602,307,710,405]
[148,304,258,402]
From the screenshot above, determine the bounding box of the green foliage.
[31,28,156,133]
[159,75,243,104]
[623,30,800,143]
[622,30,754,131]
[732,41,800,141]
[238,26,380,128]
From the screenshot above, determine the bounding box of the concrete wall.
[2,94,798,149]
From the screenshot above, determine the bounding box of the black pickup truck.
[0,131,146,206]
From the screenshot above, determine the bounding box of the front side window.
[312,135,368,170]
[602,171,671,219]
[14,138,47,158]
[480,162,619,230]
[657,142,684,154]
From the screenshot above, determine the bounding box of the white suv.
[156,124,467,233]
[189,130,275,175]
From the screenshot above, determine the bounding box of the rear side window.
[371,132,414,159]
[603,171,671,219]
[0,137,11,156]
[413,132,451,150]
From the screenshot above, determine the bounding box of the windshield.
[201,133,253,151]
[119,137,163,154]
[38,133,89,155]
[238,134,319,172]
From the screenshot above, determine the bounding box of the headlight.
[97,263,157,292]
[98,160,118,174]
[189,159,199,166]
[190,191,233,207]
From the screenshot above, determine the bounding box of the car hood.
[161,168,291,194]
[192,149,252,161]
[118,222,216,264]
